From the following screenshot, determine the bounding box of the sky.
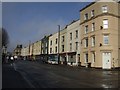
[2,2,91,52]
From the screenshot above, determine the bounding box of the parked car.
[48,59,58,65]
[48,55,58,65]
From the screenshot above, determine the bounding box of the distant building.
[48,32,58,62]
[21,45,29,60]
[13,44,22,59]
[41,35,51,62]
[32,40,41,60]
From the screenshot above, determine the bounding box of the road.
[2,63,31,88]
[3,60,119,88]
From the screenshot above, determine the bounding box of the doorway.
[102,52,111,69]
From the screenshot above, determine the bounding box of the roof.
[80,0,119,12]
[67,19,80,26]
[79,2,95,12]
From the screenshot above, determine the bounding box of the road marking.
[10,63,12,66]
[13,63,17,71]
[12,63,35,88]
[17,70,35,88]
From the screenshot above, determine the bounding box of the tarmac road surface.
[2,60,119,88]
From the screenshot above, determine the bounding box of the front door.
[102,52,111,69]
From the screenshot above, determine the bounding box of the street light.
[29,40,31,60]
[58,25,60,64]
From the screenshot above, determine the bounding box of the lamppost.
[58,25,60,64]
[29,40,31,60]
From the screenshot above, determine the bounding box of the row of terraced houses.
[13,0,120,69]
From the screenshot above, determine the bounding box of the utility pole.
[58,25,60,64]
[29,40,31,60]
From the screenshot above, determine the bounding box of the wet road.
[11,60,119,88]
[2,63,31,88]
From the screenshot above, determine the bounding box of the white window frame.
[91,37,95,47]
[102,5,108,13]
[62,45,64,52]
[84,53,88,63]
[85,25,88,34]
[46,43,47,47]
[70,43,72,51]
[75,42,78,51]
[62,36,64,42]
[103,19,108,29]
[50,48,52,53]
[50,40,52,46]
[92,23,95,31]
[70,32,72,40]
[103,35,109,45]
[55,38,58,44]
[84,13,88,20]
[55,46,57,53]
[91,10,94,17]
[92,52,95,63]
[45,49,47,54]
[76,30,78,38]
[85,38,88,47]
[84,40,86,47]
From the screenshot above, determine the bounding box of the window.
[55,38,58,44]
[55,46,57,53]
[85,38,88,47]
[85,25,88,34]
[50,40,52,46]
[45,49,47,54]
[103,19,108,29]
[84,13,88,20]
[70,43,72,51]
[91,10,94,17]
[50,48,52,53]
[103,35,109,45]
[62,36,64,42]
[91,36,95,47]
[92,52,95,63]
[62,45,64,52]
[75,42,78,50]
[70,33,72,40]
[76,30,78,38]
[84,53,88,63]
[92,23,95,31]
[46,43,47,47]
[102,5,108,13]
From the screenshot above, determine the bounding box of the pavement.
[2,63,31,88]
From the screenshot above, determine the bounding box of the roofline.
[67,19,80,26]
[80,1,120,12]
[79,2,95,12]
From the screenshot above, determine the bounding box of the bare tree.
[2,28,9,47]
[1,28,9,63]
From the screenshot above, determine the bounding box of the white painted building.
[66,19,81,66]
[49,32,58,54]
